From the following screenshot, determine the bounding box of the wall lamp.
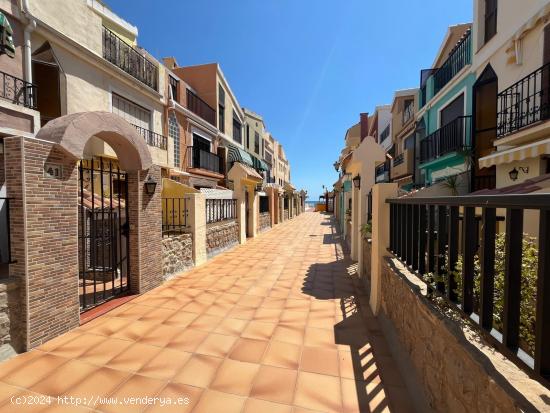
[144,175,158,195]
[352,175,361,189]
[508,166,529,181]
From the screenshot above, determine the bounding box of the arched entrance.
[36,112,156,312]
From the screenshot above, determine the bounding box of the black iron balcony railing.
[420,116,471,164]
[187,146,221,174]
[186,89,216,126]
[433,30,472,95]
[375,163,389,177]
[497,62,550,138]
[102,26,158,91]
[206,199,237,223]
[162,197,189,235]
[265,176,276,184]
[0,70,37,109]
[133,125,167,150]
[387,194,550,386]
[393,153,405,167]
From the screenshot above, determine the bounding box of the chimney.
[162,57,179,69]
[360,113,369,141]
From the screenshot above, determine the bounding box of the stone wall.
[380,257,548,413]
[162,233,193,279]
[0,279,17,347]
[259,212,271,232]
[206,220,239,257]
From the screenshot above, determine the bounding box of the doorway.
[78,157,130,311]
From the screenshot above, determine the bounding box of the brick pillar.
[128,165,163,295]
[5,137,81,350]
[188,192,206,266]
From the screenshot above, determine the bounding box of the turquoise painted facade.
[417,71,475,185]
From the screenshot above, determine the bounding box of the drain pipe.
[21,0,36,84]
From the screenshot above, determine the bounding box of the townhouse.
[371,105,392,184]
[416,23,475,193]
[472,0,550,189]
[389,89,419,190]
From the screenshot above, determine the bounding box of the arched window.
[168,112,180,167]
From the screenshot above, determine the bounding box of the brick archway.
[4,112,162,351]
[35,111,152,171]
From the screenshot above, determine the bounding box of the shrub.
[452,233,538,355]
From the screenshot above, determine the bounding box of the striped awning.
[227,144,254,168]
[252,156,269,172]
[479,137,550,169]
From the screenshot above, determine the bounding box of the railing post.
[535,209,550,379]
[503,208,523,352]
[188,193,206,266]
[370,183,398,315]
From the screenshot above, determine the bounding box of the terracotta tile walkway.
[0,212,416,413]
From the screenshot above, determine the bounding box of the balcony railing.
[206,199,237,223]
[420,116,471,164]
[387,194,550,385]
[186,89,216,126]
[187,146,221,174]
[133,125,167,150]
[102,27,158,91]
[393,153,405,167]
[0,70,37,109]
[497,62,550,138]
[433,30,471,95]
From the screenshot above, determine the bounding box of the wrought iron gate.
[78,158,129,311]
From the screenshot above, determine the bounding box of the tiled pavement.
[0,212,416,413]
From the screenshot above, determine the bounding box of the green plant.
[442,174,460,196]
[452,233,538,355]
[360,222,372,239]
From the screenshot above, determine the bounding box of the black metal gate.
[78,157,130,311]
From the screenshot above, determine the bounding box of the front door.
[78,157,130,311]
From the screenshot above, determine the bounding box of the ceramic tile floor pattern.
[0,212,416,413]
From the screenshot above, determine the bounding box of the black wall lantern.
[508,166,529,181]
[352,175,361,189]
[144,175,157,195]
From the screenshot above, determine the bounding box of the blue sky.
[107,0,472,200]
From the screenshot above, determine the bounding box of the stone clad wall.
[379,258,545,413]
[0,279,17,349]
[206,220,239,257]
[259,212,271,232]
[162,233,193,279]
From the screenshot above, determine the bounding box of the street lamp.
[352,175,361,189]
[508,166,529,181]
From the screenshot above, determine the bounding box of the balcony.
[186,89,216,126]
[0,70,37,109]
[391,149,414,180]
[133,125,167,150]
[102,27,158,91]
[187,146,222,174]
[375,162,390,183]
[497,62,550,138]
[420,116,471,164]
[432,30,471,95]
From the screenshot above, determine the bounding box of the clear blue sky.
[107,0,472,200]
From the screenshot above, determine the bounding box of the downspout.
[21,0,36,84]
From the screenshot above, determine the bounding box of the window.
[246,125,250,148]
[169,76,179,102]
[254,132,260,154]
[168,112,180,167]
[112,93,151,129]
[484,0,497,43]
[218,84,225,133]
[404,135,415,150]
[232,111,242,144]
[403,99,414,124]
